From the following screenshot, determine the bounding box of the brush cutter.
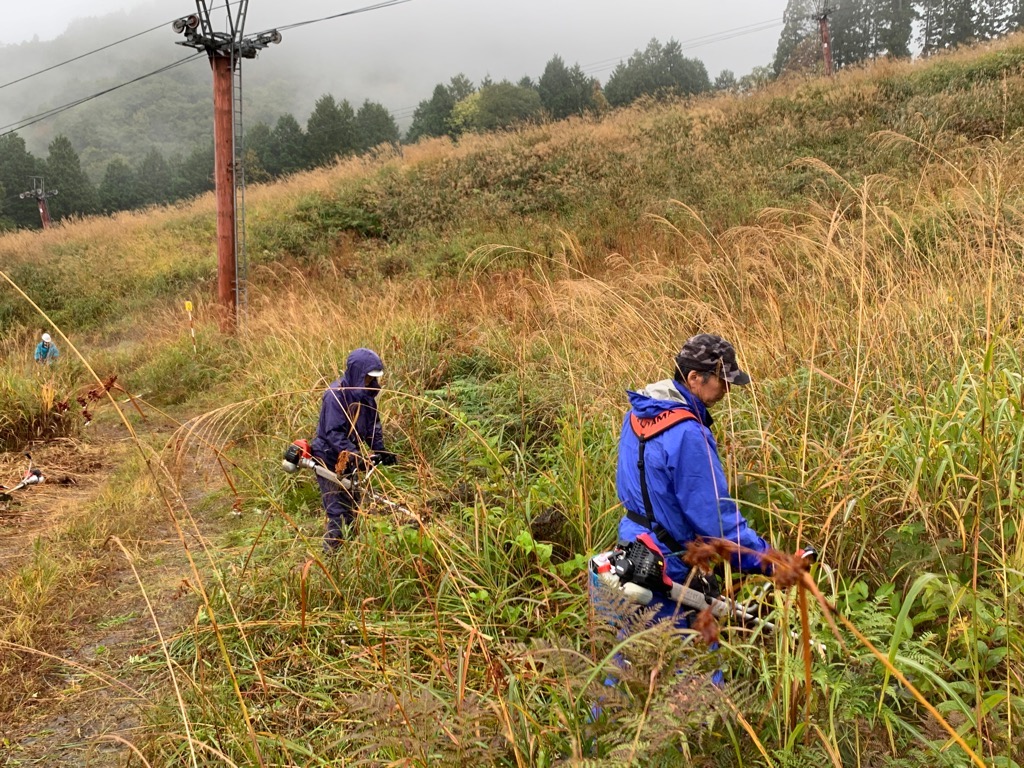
[281,439,416,520]
[0,453,44,499]
[591,533,824,651]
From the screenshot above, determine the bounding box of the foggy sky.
[3,1,788,124]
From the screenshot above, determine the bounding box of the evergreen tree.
[172,143,215,199]
[662,40,711,95]
[831,0,873,69]
[604,39,710,107]
[98,158,138,212]
[1008,0,1024,32]
[773,0,819,75]
[306,94,347,167]
[407,83,458,142]
[919,0,978,52]
[243,122,274,177]
[0,133,43,229]
[538,55,596,120]
[268,113,307,175]
[240,148,271,185]
[45,135,96,220]
[948,0,978,45]
[135,148,172,207]
[714,69,738,92]
[406,73,478,142]
[873,0,916,58]
[448,73,476,102]
[974,0,1008,39]
[354,100,400,153]
[336,99,357,156]
[919,0,944,52]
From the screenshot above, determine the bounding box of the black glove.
[370,451,397,467]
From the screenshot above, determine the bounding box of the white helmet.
[41,333,52,343]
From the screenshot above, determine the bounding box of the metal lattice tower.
[232,48,248,318]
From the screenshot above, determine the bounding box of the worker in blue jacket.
[615,333,772,626]
[34,332,59,364]
[311,347,396,552]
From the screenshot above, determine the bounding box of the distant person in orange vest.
[34,333,59,365]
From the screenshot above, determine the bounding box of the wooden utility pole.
[172,2,280,333]
[19,177,57,229]
[211,54,236,328]
[818,4,834,77]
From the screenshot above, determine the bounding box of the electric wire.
[0,53,207,138]
[583,19,785,76]
[385,16,786,123]
[2,3,775,139]
[0,1,413,135]
[249,0,412,36]
[0,4,228,91]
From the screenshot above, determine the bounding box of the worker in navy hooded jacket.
[311,347,396,552]
[615,333,772,626]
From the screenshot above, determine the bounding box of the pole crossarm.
[173,0,280,60]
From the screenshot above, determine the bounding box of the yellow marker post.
[185,300,196,354]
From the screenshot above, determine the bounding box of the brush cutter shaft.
[592,550,770,628]
[2,468,43,493]
[281,453,367,490]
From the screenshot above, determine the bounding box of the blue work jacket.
[616,379,770,583]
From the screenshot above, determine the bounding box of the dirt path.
[0,426,214,767]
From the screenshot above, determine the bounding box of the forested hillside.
[7,0,1024,235]
[3,29,1024,765]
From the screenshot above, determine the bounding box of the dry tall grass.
[4,36,1024,766]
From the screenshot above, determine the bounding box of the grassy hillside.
[3,36,1024,766]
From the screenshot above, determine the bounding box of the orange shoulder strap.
[629,409,697,441]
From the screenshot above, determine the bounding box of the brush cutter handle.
[281,441,372,491]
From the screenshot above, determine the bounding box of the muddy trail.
[0,424,227,767]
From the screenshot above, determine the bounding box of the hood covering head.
[341,348,385,394]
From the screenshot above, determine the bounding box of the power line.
[250,0,412,35]
[582,19,785,76]
[0,2,413,139]
[0,54,206,138]
[0,5,228,91]
[385,17,786,123]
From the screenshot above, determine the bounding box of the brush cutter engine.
[1,454,44,497]
[281,439,313,474]
[611,536,674,593]
[281,439,362,491]
[590,533,726,613]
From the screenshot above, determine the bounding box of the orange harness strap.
[629,409,697,441]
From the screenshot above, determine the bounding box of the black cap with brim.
[676,333,750,386]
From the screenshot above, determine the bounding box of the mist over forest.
[3,0,1022,230]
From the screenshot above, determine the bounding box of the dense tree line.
[7,0,1023,229]
[774,0,1024,75]
[0,95,399,229]
[2,36,712,228]
[405,42,707,143]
